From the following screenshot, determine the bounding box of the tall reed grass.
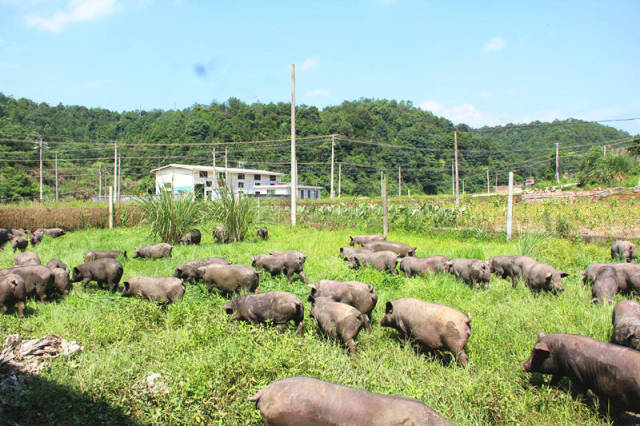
[137,189,202,244]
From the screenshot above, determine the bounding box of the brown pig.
[344,250,398,275]
[197,264,259,295]
[222,291,304,336]
[14,252,41,267]
[133,243,173,259]
[522,332,640,414]
[174,257,231,283]
[248,376,452,426]
[121,276,185,304]
[309,296,366,355]
[611,300,640,351]
[363,240,415,257]
[349,234,386,247]
[0,273,26,317]
[307,280,377,331]
[400,256,450,278]
[380,298,472,366]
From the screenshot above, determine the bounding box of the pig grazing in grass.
[29,230,44,247]
[71,258,124,293]
[84,250,128,262]
[450,258,490,289]
[174,257,231,283]
[380,298,472,366]
[363,240,415,257]
[524,263,567,294]
[522,332,640,415]
[591,266,619,304]
[212,225,228,243]
[1,265,55,301]
[511,256,538,286]
[257,226,268,240]
[181,229,201,245]
[133,243,173,259]
[51,267,71,296]
[349,235,386,247]
[11,237,28,252]
[222,291,304,336]
[43,228,65,238]
[307,280,377,332]
[344,250,398,275]
[399,256,450,278]
[14,252,41,267]
[267,250,308,284]
[338,247,373,259]
[489,255,518,282]
[248,376,453,426]
[611,240,636,263]
[121,276,185,304]
[197,264,259,295]
[47,258,68,272]
[0,273,26,317]
[309,296,366,355]
[611,300,640,351]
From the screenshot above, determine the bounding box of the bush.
[137,189,202,244]
[212,183,255,242]
[577,147,638,187]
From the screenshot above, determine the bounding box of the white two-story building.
[151,164,322,200]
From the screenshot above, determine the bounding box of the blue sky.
[1,0,639,134]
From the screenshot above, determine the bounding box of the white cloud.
[299,55,319,71]
[26,0,119,32]
[419,100,504,128]
[305,88,330,97]
[483,36,507,53]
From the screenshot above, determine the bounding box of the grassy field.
[0,224,636,425]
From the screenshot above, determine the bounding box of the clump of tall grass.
[211,182,255,242]
[137,188,202,244]
[517,232,553,257]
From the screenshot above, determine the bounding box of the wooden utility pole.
[382,172,388,235]
[487,169,490,194]
[330,135,335,198]
[290,64,297,226]
[99,164,102,199]
[108,186,114,229]
[506,171,514,240]
[454,131,460,206]
[398,166,401,197]
[39,138,43,201]
[338,162,342,197]
[113,143,117,202]
[55,153,58,201]
[555,143,560,184]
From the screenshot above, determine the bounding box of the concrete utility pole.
[290,63,297,226]
[462,179,465,195]
[338,162,342,198]
[555,143,560,184]
[330,135,335,198]
[55,153,58,201]
[454,131,460,206]
[113,143,118,202]
[224,147,229,191]
[99,164,102,199]
[506,171,514,240]
[382,172,388,235]
[212,146,217,200]
[398,166,402,197]
[118,155,121,201]
[108,186,114,229]
[39,138,43,201]
[487,169,490,194]
[451,160,454,196]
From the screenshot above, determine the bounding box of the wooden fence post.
[506,172,514,240]
[108,186,114,229]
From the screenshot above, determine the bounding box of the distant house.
[151,164,322,200]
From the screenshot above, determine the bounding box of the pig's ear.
[533,341,549,353]
[544,272,553,283]
[123,281,130,291]
[560,272,569,278]
[385,301,393,314]
[308,295,315,304]
[72,267,79,275]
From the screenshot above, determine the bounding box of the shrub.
[137,189,202,244]
[212,183,255,242]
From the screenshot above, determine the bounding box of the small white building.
[151,164,322,200]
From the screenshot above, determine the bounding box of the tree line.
[0,93,633,200]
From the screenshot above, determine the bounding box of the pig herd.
[1,226,639,424]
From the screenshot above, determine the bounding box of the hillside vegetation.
[0,93,633,200]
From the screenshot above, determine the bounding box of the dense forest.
[0,93,634,201]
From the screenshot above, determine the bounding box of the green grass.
[0,224,635,425]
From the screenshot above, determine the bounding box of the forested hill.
[0,93,631,200]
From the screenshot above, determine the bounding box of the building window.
[206,181,212,187]
[255,182,260,186]
[238,173,245,180]
[254,174,261,180]
[270,175,276,182]
[199,171,207,178]
[238,182,244,188]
